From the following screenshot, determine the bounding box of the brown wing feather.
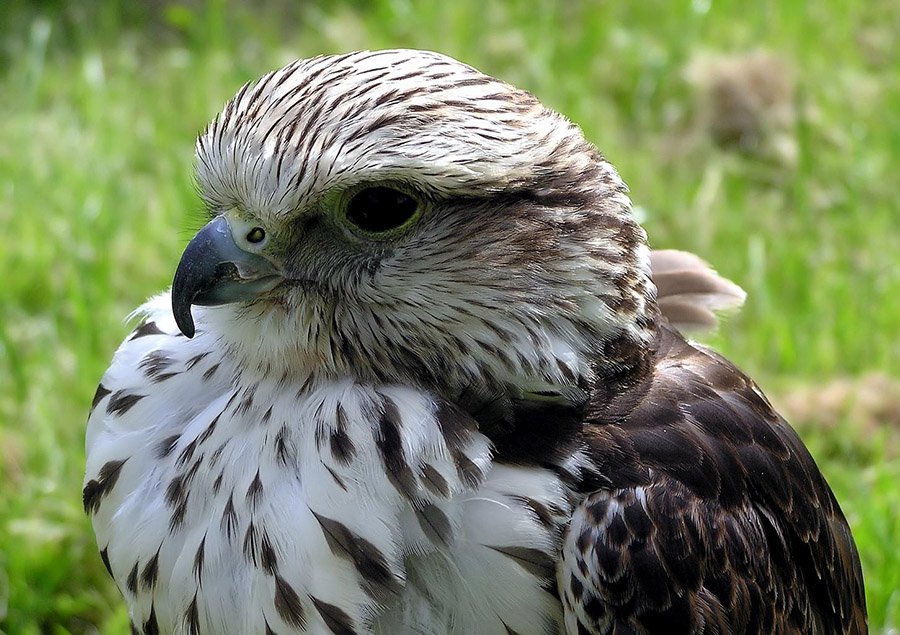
[559,326,866,634]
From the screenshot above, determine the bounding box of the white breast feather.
[85,295,567,634]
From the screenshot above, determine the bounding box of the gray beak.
[172,215,282,338]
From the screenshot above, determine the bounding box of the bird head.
[172,50,658,396]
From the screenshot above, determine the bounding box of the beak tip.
[172,295,196,338]
[169,215,281,339]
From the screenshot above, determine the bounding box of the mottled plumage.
[85,49,865,634]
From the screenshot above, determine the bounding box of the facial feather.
[193,49,656,396]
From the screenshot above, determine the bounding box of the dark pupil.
[346,187,418,233]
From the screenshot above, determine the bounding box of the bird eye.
[246,227,266,244]
[345,186,420,235]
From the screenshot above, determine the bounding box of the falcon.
[84,49,866,634]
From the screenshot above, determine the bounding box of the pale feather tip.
[650,249,747,333]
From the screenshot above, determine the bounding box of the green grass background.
[0,0,898,632]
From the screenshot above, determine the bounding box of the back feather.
[650,249,746,333]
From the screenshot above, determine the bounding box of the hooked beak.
[172,215,282,338]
